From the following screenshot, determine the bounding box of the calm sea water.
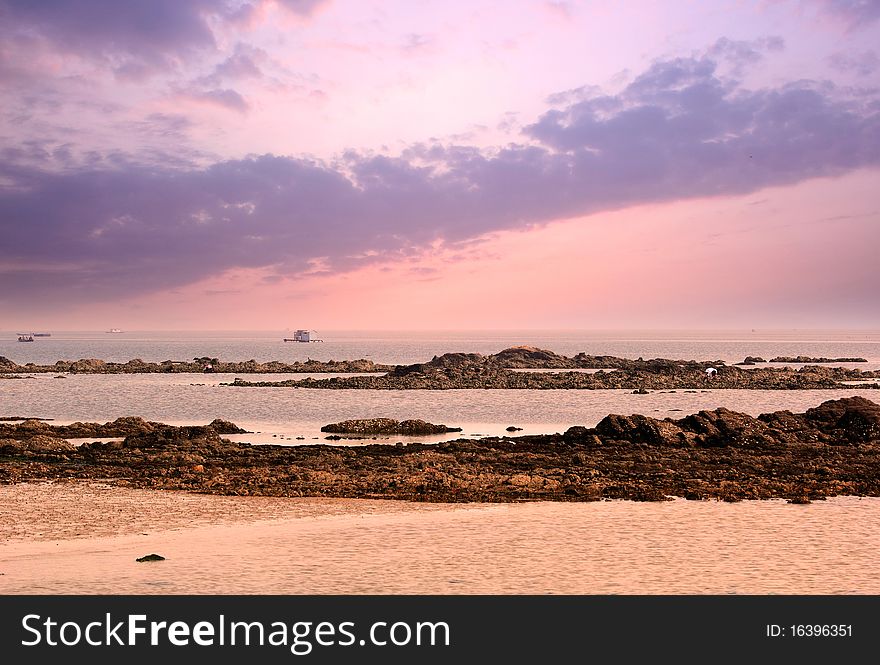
[2,330,879,442]
[3,331,879,595]
[3,329,880,366]
[3,373,880,444]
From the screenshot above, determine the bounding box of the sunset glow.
[2,0,878,329]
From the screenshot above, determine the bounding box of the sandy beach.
[3,481,879,595]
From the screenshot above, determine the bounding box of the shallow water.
[2,331,879,595]
[2,329,879,442]
[1,371,878,443]
[1,484,876,595]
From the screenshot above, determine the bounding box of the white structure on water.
[284,329,323,342]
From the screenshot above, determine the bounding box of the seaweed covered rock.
[595,414,691,447]
[803,396,880,443]
[321,418,461,435]
[123,426,225,449]
[0,436,75,453]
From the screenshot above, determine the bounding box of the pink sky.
[1,0,879,329]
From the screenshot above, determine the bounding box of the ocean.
[2,329,879,594]
[2,329,879,442]
[4,328,880,366]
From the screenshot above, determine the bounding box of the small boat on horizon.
[107,328,123,333]
[283,329,323,343]
[17,334,34,342]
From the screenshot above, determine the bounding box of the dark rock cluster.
[320,418,462,435]
[0,356,391,375]
[226,348,879,391]
[768,356,867,363]
[0,417,247,440]
[3,348,876,391]
[2,398,879,503]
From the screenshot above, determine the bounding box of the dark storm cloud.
[2,49,880,306]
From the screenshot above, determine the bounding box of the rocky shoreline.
[3,347,875,393]
[2,397,879,503]
[768,356,867,363]
[0,356,391,374]
[224,347,880,391]
[0,416,247,440]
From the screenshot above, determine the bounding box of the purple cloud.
[182,88,250,113]
[274,0,329,17]
[0,0,330,74]
[813,0,880,30]
[828,49,880,76]
[2,48,879,307]
[213,44,266,80]
[0,0,218,64]
[707,36,785,75]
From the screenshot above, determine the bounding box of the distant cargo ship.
[32,332,51,337]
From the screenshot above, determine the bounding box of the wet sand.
[0,481,455,542]
[2,482,879,595]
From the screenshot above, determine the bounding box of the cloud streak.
[1,46,879,307]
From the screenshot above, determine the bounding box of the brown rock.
[320,418,461,435]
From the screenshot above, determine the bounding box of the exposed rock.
[2,399,879,503]
[679,408,778,448]
[0,356,392,375]
[803,396,880,443]
[225,347,880,391]
[136,554,165,562]
[207,419,249,434]
[562,426,602,445]
[320,418,462,435]
[0,436,74,453]
[3,347,877,391]
[506,426,523,432]
[596,414,692,447]
[397,420,462,435]
[769,356,867,363]
[68,359,107,373]
[122,426,224,449]
[0,416,245,441]
[493,346,576,369]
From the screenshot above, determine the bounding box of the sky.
[1,0,879,330]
